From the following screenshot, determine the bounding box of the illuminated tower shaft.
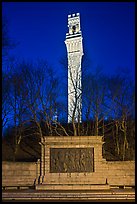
[65,13,84,123]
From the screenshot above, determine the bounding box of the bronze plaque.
[50,148,94,173]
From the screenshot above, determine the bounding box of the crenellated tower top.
[66,13,82,38]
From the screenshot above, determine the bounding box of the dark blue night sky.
[2,2,135,80]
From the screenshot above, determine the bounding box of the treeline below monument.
[2,119,135,162]
[2,61,135,162]
[2,60,135,162]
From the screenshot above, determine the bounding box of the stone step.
[2,189,135,201]
[36,184,110,190]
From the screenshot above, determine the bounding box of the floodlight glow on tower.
[65,13,84,123]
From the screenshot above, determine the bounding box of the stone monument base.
[36,136,110,191]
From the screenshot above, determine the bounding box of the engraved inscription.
[50,148,94,173]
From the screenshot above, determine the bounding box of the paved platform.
[2,188,135,201]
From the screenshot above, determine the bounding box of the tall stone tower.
[65,13,84,123]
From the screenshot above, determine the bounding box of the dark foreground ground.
[2,188,135,202]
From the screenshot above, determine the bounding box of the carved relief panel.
[50,148,94,173]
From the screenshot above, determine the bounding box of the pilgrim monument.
[2,13,135,195]
[34,13,134,192]
[65,13,83,123]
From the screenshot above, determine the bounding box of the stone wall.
[2,137,135,189]
[106,161,135,186]
[2,160,135,189]
[2,161,37,188]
